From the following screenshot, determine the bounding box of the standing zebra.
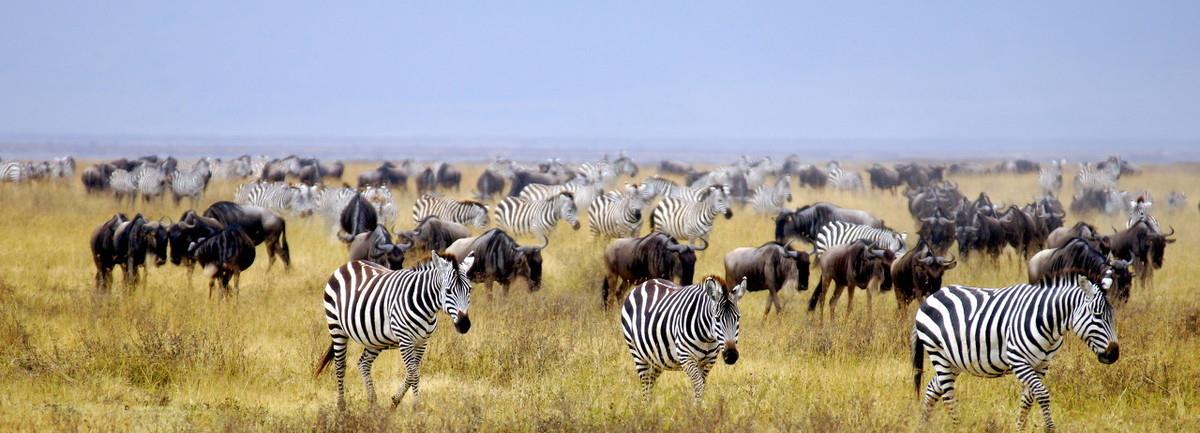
[171,167,211,207]
[235,182,298,215]
[826,162,865,191]
[650,185,733,244]
[749,175,792,215]
[1125,196,1159,232]
[519,181,604,213]
[1074,162,1120,191]
[1037,160,1064,194]
[495,192,581,242]
[912,275,1119,431]
[314,252,476,409]
[814,221,907,258]
[620,276,747,401]
[135,166,167,202]
[642,175,702,200]
[109,169,141,206]
[587,183,653,238]
[412,193,489,228]
[1,162,27,183]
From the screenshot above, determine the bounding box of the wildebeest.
[601,232,703,307]
[90,213,129,290]
[415,167,437,194]
[436,163,462,191]
[338,193,378,243]
[202,201,291,269]
[1109,220,1175,288]
[348,225,409,270]
[916,207,957,255]
[723,241,810,316]
[112,214,170,289]
[957,213,1006,261]
[357,162,409,189]
[507,170,562,197]
[1047,221,1110,255]
[658,160,693,175]
[775,202,883,244]
[188,224,257,297]
[996,205,1044,259]
[168,210,227,279]
[446,228,545,295]
[889,240,956,309]
[398,216,471,264]
[82,163,115,193]
[807,239,894,319]
[1026,238,1111,285]
[475,169,507,201]
[866,164,902,193]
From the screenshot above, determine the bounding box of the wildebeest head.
[914,247,955,296]
[700,275,747,365]
[1107,255,1135,304]
[1150,226,1176,269]
[168,211,224,266]
[782,242,811,291]
[143,218,171,266]
[515,241,545,291]
[665,238,705,285]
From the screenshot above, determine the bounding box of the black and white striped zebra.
[235,182,296,214]
[1,162,27,183]
[826,162,864,191]
[1074,162,1120,191]
[171,166,211,206]
[750,175,792,215]
[620,276,747,401]
[642,176,702,200]
[135,166,167,201]
[314,252,476,409]
[519,181,604,212]
[361,186,398,228]
[495,192,581,241]
[587,183,653,238]
[814,221,907,257]
[912,274,1119,431]
[413,193,489,228]
[1125,196,1160,232]
[1037,160,1064,194]
[109,169,141,205]
[650,185,733,243]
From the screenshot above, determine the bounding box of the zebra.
[316,187,358,232]
[495,191,581,242]
[814,221,907,258]
[362,186,398,228]
[135,166,167,201]
[649,185,733,244]
[1037,160,1064,194]
[750,175,792,215]
[171,166,211,207]
[620,276,747,401]
[912,274,1119,431]
[642,176,702,200]
[587,183,653,238]
[412,193,489,228]
[519,181,604,213]
[1,162,26,183]
[1125,196,1160,232]
[109,169,141,205]
[826,162,864,191]
[235,182,296,214]
[313,252,476,409]
[1074,162,1119,191]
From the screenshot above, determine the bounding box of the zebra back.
[814,221,906,257]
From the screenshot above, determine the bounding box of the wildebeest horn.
[538,234,550,250]
[1112,225,1120,233]
[693,238,709,251]
[1165,226,1175,237]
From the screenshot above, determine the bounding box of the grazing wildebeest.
[723,241,810,317]
[1026,238,1112,287]
[890,240,956,309]
[168,210,227,279]
[957,213,1006,261]
[203,201,291,269]
[338,193,378,243]
[188,224,257,297]
[90,213,129,291]
[601,232,703,307]
[82,163,115,193]
[112,214,170,289]
[446,228,545,295]
[436,163,462,191]
[793,164,828,189]
[348,225,410,270]
[1047,221,1110,255]
[398,216,471,264]
[807,239,894,319]
[774,202,883,244]
[1109,220,1175,288]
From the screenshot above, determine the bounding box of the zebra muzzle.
[454,312,472,334]
[1098,342,1119,364]
[722,342,739,365]
[723,209,734,219]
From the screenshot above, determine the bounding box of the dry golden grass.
[0,161,1197,432]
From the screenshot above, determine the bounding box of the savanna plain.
[0,161,1197,433]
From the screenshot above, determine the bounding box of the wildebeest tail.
[279,219,291,267]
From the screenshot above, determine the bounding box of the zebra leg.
[1014,365,1054,432]
[636,362,660,401]
[682,360,709,402]
[922,367,958,423]
[391,342,428,408]
[357,348,382,405]
[332,338,349,410]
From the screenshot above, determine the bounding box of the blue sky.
[1,1,1197,140]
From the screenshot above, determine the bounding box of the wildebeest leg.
[828,283,845,321]
[763,290,774,318]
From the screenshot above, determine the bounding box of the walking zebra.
[235,182,296,214]
[642,176,701,200]
[750,175,792,215]
[135,166,167,202]
[412,193,489,228]
[1074,162,1120,191]
[587,183,653,238]
[362,186,398,228]
[1125,196,1160,232]
[1,162,26,183]
[109,169,140,205]
[620,276,747,401]
[314,252,476,409]
[171,167,211,206]
[519,181,604,213]
[1038,160,1064,194]
[826,162,864,191]
[495,192,581,241]
[650,185,733,244]
[912,275,1119,431]
[814,221,907,257]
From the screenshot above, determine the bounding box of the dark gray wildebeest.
[475,169,507,201]
[81,163,116,193]
[889,239,956,309]
[415,167,437,194]
[1047,221,1110,255]
[658,160,693,175]
[357,161,409,189]
[436,162,462,191]
[807,239,894,319]
[996,205,1044,259]
[1027,237,1135,304]
[398,216,471,265]
[445,228,546,296]
[338,193,378,243]
[90,213,128,291]
[775,202,883,244]
[111,214,170,290]
[168,210,227,280]
[507,170,564,197]
[866,164,902,193]
[203,201,291,269]
[916,206,957,255]
[723,241,811,317]
[348,225,410,270]
[188,224,257,297]
[601,232,704,308]
[957,212,1006,262]
[1109,220,1175,288]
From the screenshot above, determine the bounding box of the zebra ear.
[459,252,476,273]
[703,277,723,302]
[431,251,451,270]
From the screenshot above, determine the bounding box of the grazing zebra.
[316,187,358,232]
[750,175,792,215]
[519,181,604,213]
[814,221,907,258]
[135,166,167,201]
[495,192,581,241]
[171,167,211,206]
[109,169,141,205]
[1,162,26,183]
[912,275,1119,431]
[1074,162,1119,191]
[826,162,864,191]
[412,193,490,228]
[314,253,476,409]
[620,276,747,401]
[1125,196,1160,231]
[587,183,653,238]
[650,185,733,244]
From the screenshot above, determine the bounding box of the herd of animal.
[0,151,1177,431]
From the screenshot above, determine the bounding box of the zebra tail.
[806,279,824,311]
[911,335,925,397]
[314,342,335,378]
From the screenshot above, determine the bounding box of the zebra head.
[556,192,581,230]
[1070,274,1120,365]
[432,251,476,334]
[702,275,747,365]
[701,185,734,219]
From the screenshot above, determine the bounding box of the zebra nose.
[723,209,734,219]
[722,342,739,365]
[571,221,581,230]
[1098,342,1119,364]
[454,312,471,334]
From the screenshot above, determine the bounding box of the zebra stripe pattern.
[1,162,26,182]
[235,182,296,214]
[1125,198,1160,231]
[135,166,167,200]
[650,185,732,243]
[1074,162,1119,191]
[412,193,489,228]
[520,181,604,212]
[620,276,747,400]
[315,253,476,408]
[826,163,865,191]
[750,175,792,214]
[642,176,702,200]
[587,184,651,238]
[495,192,581,240]
[912,275,1119,431]
[109,169,140,203]
[814,221,907,257]
[171,167,211,205]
